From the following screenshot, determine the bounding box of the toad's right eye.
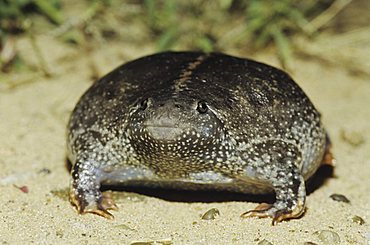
[197,101,208,114]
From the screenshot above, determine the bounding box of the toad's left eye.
[197,101,208,114]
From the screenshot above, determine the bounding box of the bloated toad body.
[67,52,329,224]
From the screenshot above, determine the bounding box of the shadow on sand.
[66,158,334,204]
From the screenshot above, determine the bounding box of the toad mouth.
[145,125,184,140]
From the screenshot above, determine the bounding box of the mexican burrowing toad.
[67,52,330,224]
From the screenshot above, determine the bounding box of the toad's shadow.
[66,159,334,204]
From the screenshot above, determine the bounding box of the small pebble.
[14,185,29,193]
[130,241,172,245]
[38,168,52,175]
[201,208,220,220]
[314,230,340,244]
[351,215,365,225]
[55,229,64,238]
[340,129,365,147]
[130,242,153,245]
[158,240,172,245]
[258,239,273,245]
[114,224,136,231]
[329,194,350,203]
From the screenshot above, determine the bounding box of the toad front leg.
[240,140,306,225]
[69,158,118,219]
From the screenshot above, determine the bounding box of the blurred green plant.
[0,0,63,73]
[142,0,229,52]
[241,0,330,67]
[1,0,335,75]
[141,0,333,66]
[0,0,63,32]
[144,0,178,51]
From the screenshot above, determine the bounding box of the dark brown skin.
[67,52,328,224]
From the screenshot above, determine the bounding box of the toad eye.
[197,101,208,114]
[140,99,148,110]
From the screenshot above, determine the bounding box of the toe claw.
[272,210,287,225]
[84,207,114,219]
[241,203,273,219]
[70,189,118,219]
[241,202,305,225]
[241,203,272,218]
[272,205,306,225]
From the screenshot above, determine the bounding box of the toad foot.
[70,161,117,219]
[241,200,305,225]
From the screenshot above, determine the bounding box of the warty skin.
[67,52,328,224]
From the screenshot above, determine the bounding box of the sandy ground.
[0,36,369,244]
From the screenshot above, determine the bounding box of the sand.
[0,36,369,244]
